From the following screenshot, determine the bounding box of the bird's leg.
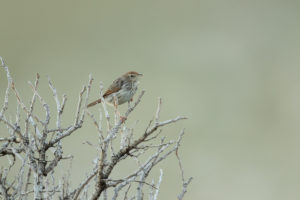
[119,100,132,123]
[113,96,122,122]
[128,99,132,109]
[113,96,126,123]
[120,116,127,123]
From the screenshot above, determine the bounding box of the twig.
[0,61,191,200]
[176,136,193,200]
[153,169,163,200]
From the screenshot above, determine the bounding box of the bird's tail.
[87,99,102,108]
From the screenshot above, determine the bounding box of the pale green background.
[1,0,300,199]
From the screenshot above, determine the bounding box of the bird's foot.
[120,116,127,123]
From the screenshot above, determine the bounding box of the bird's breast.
[105,83,138,105]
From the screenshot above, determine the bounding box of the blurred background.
[1,0,300,199]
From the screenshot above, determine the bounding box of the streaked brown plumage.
[87,71,142,108]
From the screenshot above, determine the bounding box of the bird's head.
[125,71,143,81]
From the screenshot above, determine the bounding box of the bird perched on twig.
[87,71,143,108]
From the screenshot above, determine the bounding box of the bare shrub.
[0,57,192,200]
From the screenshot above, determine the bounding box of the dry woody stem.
[0,56,192,200]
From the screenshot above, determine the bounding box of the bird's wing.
[103,78,123,98]
[87,78,124,108]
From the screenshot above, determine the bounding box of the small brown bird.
[87,71,143,108]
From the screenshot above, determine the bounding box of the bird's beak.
[138,73,143,76]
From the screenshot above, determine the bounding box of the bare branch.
[0,59,191,200]
[176,145,193,200]
[74,86,86,125]
[0,56,12,117]
[72,170,97,200]
[155,98,162,125]
[153,169,163,200]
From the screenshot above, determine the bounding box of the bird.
[87,71,143,108]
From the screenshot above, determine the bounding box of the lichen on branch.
[0,56,192,200]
